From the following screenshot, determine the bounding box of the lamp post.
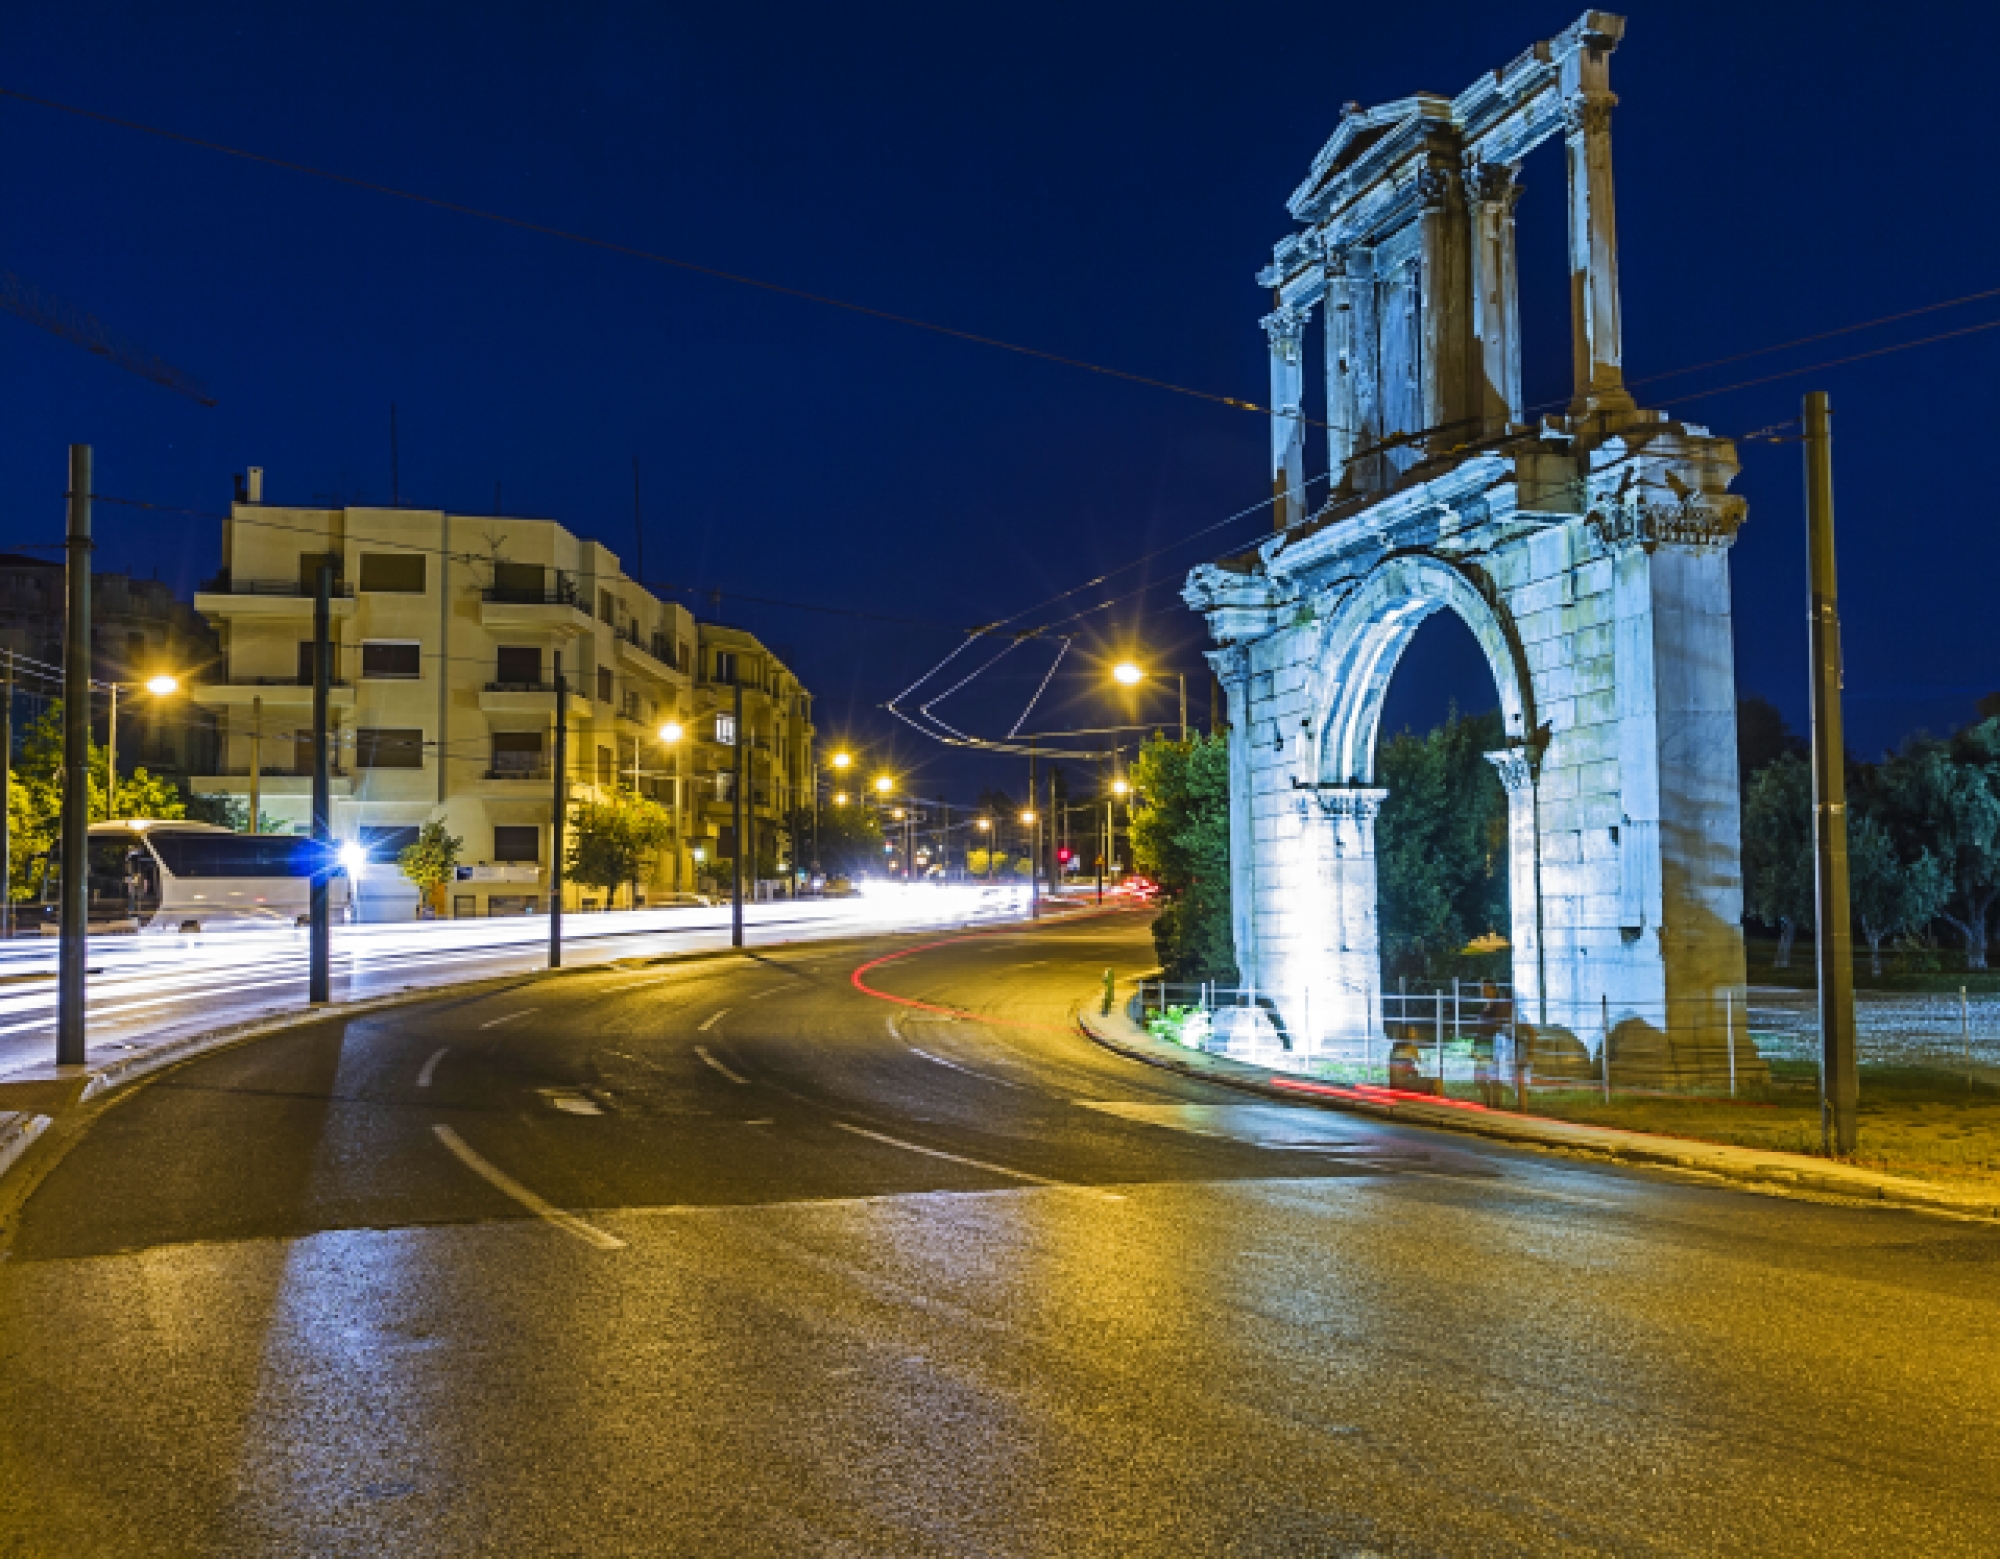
[658,720,685,891]
[1022,808,1039,918]
[976,816,993,880]
[104,673,184,822]
[1112,660,1187,742]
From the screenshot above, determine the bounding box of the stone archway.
[1187,13,1756,1085]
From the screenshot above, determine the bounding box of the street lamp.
[832,751,852,771]
[106,673,185,822]
[1109,660,1187,740]
[658,721,686,891]
[833,791,849,806]
[874,774,893,794]
[1021,809,1040,916]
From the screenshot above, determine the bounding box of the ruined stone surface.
[1193,11,1756,1084]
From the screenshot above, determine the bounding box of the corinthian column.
[1465,159,1523,435]
[1263,305,1308,530]
[1557,11,1634,418]
[1414,162,1469,450]
[1484,747,1543,1024]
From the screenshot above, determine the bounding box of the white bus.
[32,821,350,934]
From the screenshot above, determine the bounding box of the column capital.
[1484,747,1535,794]
[1205,644,1251,689]
[1311,785,1388,824]
[1463,157,1522,211]
[1413,162,1456,213]
[1562,91,1618,141]
[1261,304,1308,363]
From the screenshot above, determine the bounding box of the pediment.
[1286,94,1450,220]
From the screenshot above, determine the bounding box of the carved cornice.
[1205,644,1250,688]
[1413,163,1455,213]
[1261,305,1308,365]
[1313,786,1388,823]
[1562,92,1616,139]
[1585,494,1746,554]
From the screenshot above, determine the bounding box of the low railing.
[483,767,550,782]
[200,766,352,778]
[482,573,579,606]
[199,577,354,599]
[483,679,555,694]
[198,675,353,689]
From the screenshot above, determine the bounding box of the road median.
[1076,994,2000,1222]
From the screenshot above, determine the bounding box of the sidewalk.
[1076,997,2000,1222]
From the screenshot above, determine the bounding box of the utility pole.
[1028,746,1039,919]
[550,652,567,967]
[105,683,117,820]
[249,694,262,833]
[1179,672,1188,743]
[732,677,745,947]
[1047,771,1056,894]
[308,562,332,1005]
[58,445,91,1065]
[1804,389,1857,1156]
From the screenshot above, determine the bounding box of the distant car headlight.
[337,843,368,875]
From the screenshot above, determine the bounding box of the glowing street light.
[1112,661,1145,686]
[144,673,181,697]
[657,721,684,744]
[1112,778,1130,797]
[106,671,187,822]
[833,791,850,806]
[874,775,894,794]
[831,751,853,770]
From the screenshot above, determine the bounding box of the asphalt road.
[1,910,1995,1556]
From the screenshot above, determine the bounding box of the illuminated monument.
[1186,11,1753,1081]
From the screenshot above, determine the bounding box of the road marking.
[430,1124,625,1250]
[698,1009,729,1031]
[747,986,786,1000]
[479,1009,537,1030]
[416,1046,449,1087]
[696,1045,749,1085]
[907,1046,1028,1090]
[833,1122,1121,1200]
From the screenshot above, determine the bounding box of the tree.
[783,801,883,880]
[1373,707,1509,980]
[1738,695,1807,787]
[1129,732,1235,982]
[567,792,673,899]
[966,848,1011,878]
[1742,751,1815,966]
[1846,812,1949,976]
[6,701,185,900]
[397,818,462,914]
[1874,722,2000,970]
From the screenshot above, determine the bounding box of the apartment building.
[690,623,816,894]
[190,470,814,917]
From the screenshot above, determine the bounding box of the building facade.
[191,476,814,917]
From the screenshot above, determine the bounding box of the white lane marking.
[1014,960,1048,968]
[479,1009,538,1030]
[907,1047,1028,1090]
[698,1009,729,1031]
[416,1047,449,1087]
[431,1124,624,1250]
[833,1122,1121,1200]
[747,986,787,1001]
[695,1046,749,1085]
[885,1016,901,1042]
[549,1094,604,1116]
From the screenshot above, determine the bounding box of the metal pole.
[731,677,744,947]
[105,683,117,821]
[1963,985,1972,1091]
[1179,673,1188,743]
[1028,747,1040,919]
[1,659,12,939]
[1601,994,1611,1102]
[549,653,567,967]
[1804,390,1858,1156]
[1726,990,1737,1099]
[308,563,331,1004]
[57,445,91,1065]
[249,694,262,833]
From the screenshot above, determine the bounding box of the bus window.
[146,832,319,879]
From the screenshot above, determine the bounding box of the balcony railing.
[199,675,353,689]
[199,576,355,599]
[482,572,580,606]
[484,679,556,694]
[484,767,551,782]
[202,766,352,778]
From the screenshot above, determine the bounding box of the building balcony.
[192,676,356,709]
[615,628,683,682]
[190,770,355,798]
[478,579,595,638]
[479,681,592,717]
[471,768,554,796]
[194,579,357,622]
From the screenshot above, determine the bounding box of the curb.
[1075,1001,2000,1222]
[0,1111,50,1183]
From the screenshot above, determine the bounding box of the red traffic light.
[1057,847,1074,864]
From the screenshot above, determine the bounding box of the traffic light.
[1057,846,1073,865]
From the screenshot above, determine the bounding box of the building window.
[360,641,422,679]
[599,589,616,624]
[495,646,541,687]
[714,650,737,685]
[297,552,341,593]
[358,552,426,593]
[597,746,613,785]
[491,731,543,776]
[493,826,539,863]
[359,824,419,862]
[596,667,613,703]
[716,772,736,801]
[296,641,322,684]
[491,561,545,599]
[356,728,425,769]
[714,713,736,746]
[622,690,641,719]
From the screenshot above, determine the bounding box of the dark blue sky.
[3,1,1993,801]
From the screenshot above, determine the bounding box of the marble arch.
[1186,11,1754,1081]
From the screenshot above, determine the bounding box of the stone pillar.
[1274,787,1387,1059]
[1264,305,1309,530]
[1322,246,1357,491]
[1415,163,1470,451]
[1465,160,1523,435]
[1559,16,1633,417]
[1208,645,1258,981]
[1484,748,1543,1022]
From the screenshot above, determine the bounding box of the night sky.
[4,2,1994,804]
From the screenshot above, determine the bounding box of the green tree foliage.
[784,801,883,880]
[1845,812,1949,976]
[1742,751,1816,967]
[567,792,674,894]
[1129,732,1235,982]
[1871,721,2000,970]
[397,818,463,903]
[7,701,185,901]
[965,848,1011,878]
[1373,707,1509,981]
